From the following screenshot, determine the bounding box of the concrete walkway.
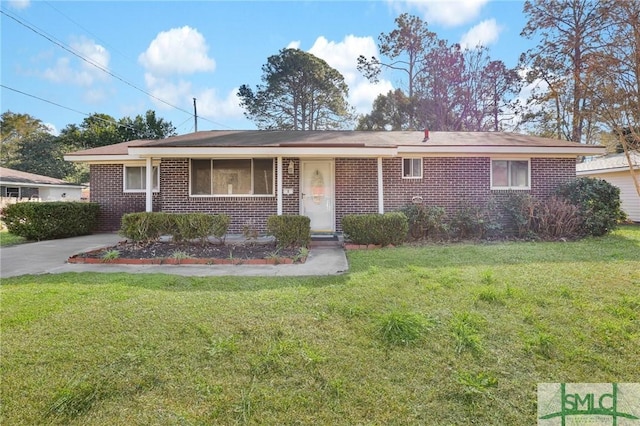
[0,233,349,279]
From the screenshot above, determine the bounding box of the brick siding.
[89,164,160,232]
[90,156,576,233]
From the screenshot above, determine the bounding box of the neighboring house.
[64,130,604,233]
[0,167,84,202]
[577,151,640,222]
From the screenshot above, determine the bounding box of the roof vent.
[422,129,430,142]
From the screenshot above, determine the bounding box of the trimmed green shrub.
[555,177,626,236]
[171,213,230,244]
[0,202,99,241]
[119,212,169,243]
[266,215,311,248]
[119,212,230,243]
[341,212,408,246]
[399,204,448,241]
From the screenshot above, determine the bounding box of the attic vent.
[422,129,429,142]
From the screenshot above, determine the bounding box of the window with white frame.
[402,158,423,178]
[191,159,274,196]
[491,160,530,189]
[124,166,159,192]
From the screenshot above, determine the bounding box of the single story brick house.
[577,151,640,222]
[64,130,604,234]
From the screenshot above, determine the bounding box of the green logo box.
[538,383,640,425]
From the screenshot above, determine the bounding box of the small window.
[191,159,274,196]
[491,160,530,189]
[402,158,422,179]
[124,166,159,192]
[5,187,20,197]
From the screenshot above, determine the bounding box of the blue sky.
[1,0,533,135]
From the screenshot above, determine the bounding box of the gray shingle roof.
[0,167,81,186]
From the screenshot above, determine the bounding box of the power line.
[1,84,141,134]
[1,7,231,130]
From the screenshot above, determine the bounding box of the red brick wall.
[159,158,279,233]
[335,158,379,231]
[90,156,576,233]
[89,164,160,232]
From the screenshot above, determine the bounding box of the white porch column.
[145,157,153,212]
[377,157,384,214]
[277,156,283,215]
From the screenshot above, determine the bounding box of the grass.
[0,230,26,246]
[1,225,639,425]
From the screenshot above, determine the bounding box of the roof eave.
[398,145,606,156]
[128,146,398,158]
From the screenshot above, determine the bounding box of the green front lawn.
[0,230,26,247]
[2,226,639,425]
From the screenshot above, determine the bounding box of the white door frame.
[300,159,335,233]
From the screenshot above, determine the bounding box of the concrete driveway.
[0,233,349,279]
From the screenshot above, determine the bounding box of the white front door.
[301,160,334,232]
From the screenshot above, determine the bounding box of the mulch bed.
[68,240,305,265]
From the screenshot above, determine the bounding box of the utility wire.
[1,84,141,133]
[1,7,231,130]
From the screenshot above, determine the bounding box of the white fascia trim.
[63,155,143,163]
[128,146,398,158]
[397,145,606,156]
[577,166,639,175]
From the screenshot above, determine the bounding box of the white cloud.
[143,73,193,109]
[308,35,394,115]
[139,26,215,76]
[389,0,490,27]
[7,0,30,9]
[459,19,502,49]
[41,37,110,88]
[196,87,245,121]
[287,41,301,49]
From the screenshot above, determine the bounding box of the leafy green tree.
[117,110,177,141]
[356,89,412,130]
[1,111,52,169]
[238,48,354,130]
[14,132,74,179]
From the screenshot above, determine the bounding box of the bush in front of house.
[341,212,409,246]
[120,212,169,242]
[171,213,230,244]
[449,201,502,240]
[119,212,230,243]
[399,204,448,241]
[555,177,626,237]
[0,201,99,241]
[266,215,311,248]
